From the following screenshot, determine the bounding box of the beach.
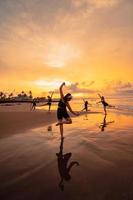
[0,0,133,199]
[0,104,133,200]
[0,104,57,138]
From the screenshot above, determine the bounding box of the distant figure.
[97,94,114,115]
[47,125,52,132]
[56,137,79,191]
[81,99,89,112]
[56,82,79,138]
[47,92,54,112]
[99,114,115,132]
[31,99,36,111]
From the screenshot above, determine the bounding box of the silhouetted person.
[56,82,79,138]
[56,137,79,191]
[81,99,89,112]
[99,114,115,132]
[31,99,36,111]
[47,92,54,112]
[47,125,52,131]
[97,94,114,115]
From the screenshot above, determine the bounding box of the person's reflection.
[47,125,52,132]
[83,113,88,120]
[99,114,115,132]
[56,137,79,191]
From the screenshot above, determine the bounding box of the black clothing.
[33,101,36,106]
[47,97,52,106]
[57,99,70,120]
[102,100,108,107]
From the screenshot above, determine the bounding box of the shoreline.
[0,106,102,139]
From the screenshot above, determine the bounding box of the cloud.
[103,80,133,96]
[81,81,95,87]
[53,82,97,95]
[51,80,133,97]
[0,59,10,73]
[72,0,121,9]
[67,82,97,94]
[90,0,121,8]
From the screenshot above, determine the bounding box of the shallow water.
[0,111,133,200]
[38,97,133,114]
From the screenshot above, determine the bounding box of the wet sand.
[0,103,58,138]
[0,107,133,200]
[0,104,99,139]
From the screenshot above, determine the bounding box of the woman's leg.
[31,105,33,111]
[60,123,64,138]
[57,119,64,138]
[56,118,72,126]
[104,106,107,115]
[63,118,72,124]
[108,104,115,108]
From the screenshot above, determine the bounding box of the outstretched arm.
[97,101,102,104]
[67,161,80,172]
[59,82,65,100]
[66,102,79,116]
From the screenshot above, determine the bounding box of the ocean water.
[38,97,133,114]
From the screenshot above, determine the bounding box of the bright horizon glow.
[34,80,70,88]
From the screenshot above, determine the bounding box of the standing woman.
[56,82,79,138]
[97,94,114,115]
[81,99,89,112]
[31,98,36,111]
[47,91,54,112]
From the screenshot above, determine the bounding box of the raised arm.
[67,161,80,172]
[98,93,102,99]
[59,82,65,100]
[83,99,85,103]
[98,93,101,97]
[50,91,54,98]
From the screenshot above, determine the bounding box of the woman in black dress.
[47,91,54,112]
[56,82,79,138]
[97,94,114,115]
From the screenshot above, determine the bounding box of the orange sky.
[0,0,133,97]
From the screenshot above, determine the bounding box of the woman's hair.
[64,93,72,102]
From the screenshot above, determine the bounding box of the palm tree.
[0,92,6,99]
[21,91,25,96]
[9,93,13,99]
[0,92,3,99]
[29,90,33,99]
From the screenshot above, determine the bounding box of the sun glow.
[44,43,80,68]
[34,80,70,89]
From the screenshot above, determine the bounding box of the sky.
[0,0,133,97]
